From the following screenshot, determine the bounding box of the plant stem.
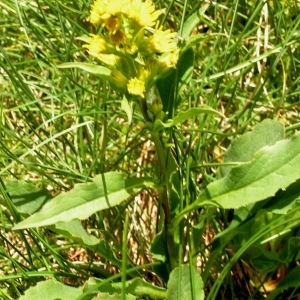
[151,130,178,271]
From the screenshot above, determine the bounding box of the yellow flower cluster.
[84,0,179,99]
[89,0,163,28]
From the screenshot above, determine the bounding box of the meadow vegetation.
[0,0,300,299]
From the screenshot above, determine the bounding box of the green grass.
[1,0,300,299]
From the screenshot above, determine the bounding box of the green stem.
[140,94,178,271]
[151,130,178,271]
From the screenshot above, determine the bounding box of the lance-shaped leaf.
[13,172,153,230]
[58,62,111,78]
[153,106,224,132]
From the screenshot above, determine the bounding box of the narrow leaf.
[153,106,224,131]
[181,5,209,38]
[58,62,111,78]
[13,172,153,229]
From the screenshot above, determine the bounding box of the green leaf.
[167,264,204,300]
[121,96,133,124]
[13,172,153,229]
[91,293,136,300]
[153,106,224,132]
[58,62,111,78]
[181,5,209,38]
[126,278,167,299]
[220,119,285,176]
[19,280,82,300]
[170,132,300,232]
[52,221,121,269]
[3,181,52,215]
[156,47,194,114]
[264,179,300,214]
[151,231,167,262]
[52,219,99,246]
[82,277,167,299]
[193,132,300,209]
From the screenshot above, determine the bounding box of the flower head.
[148,27,178,53]
[86,0,179,104]
[158,49,179,69]
[90,0,127,24]
[127,77,146,97]
[125,0,164,28]
[84,34,108,57]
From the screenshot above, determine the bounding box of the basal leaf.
[82,277,166,299]
[264,179,300,214]
[51,222,121,269]
[13,172,153,229]
[52,219,99,246]
[19,280,82,300]
[167,264,204,300]
[193,133,300,209]
[220,119,285,176]
[91,293,136,300]
[4,181,52,215]
[171,133,300,232]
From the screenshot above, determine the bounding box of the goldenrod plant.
[1,0,300,299]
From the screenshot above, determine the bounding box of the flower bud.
[110,69,128,91]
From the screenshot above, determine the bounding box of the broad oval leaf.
[4,181,52,215]
[19,280,82,300]
[220,119,285,176]
[167,264,204,300]
[171,132,300,232]
[13,172,153,230]
[196,132,300,209]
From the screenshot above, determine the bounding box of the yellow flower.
[96,53,119,66]
[84,34,120,66]
[90,0,128,25]
[127,77,146,97]
[84,34,108,58]
[90,0,163,28]
[149,27,178,53]
[124,0,164,27]
[124,42,138,55]
[159,49,179,69]
[89,0,105,24]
